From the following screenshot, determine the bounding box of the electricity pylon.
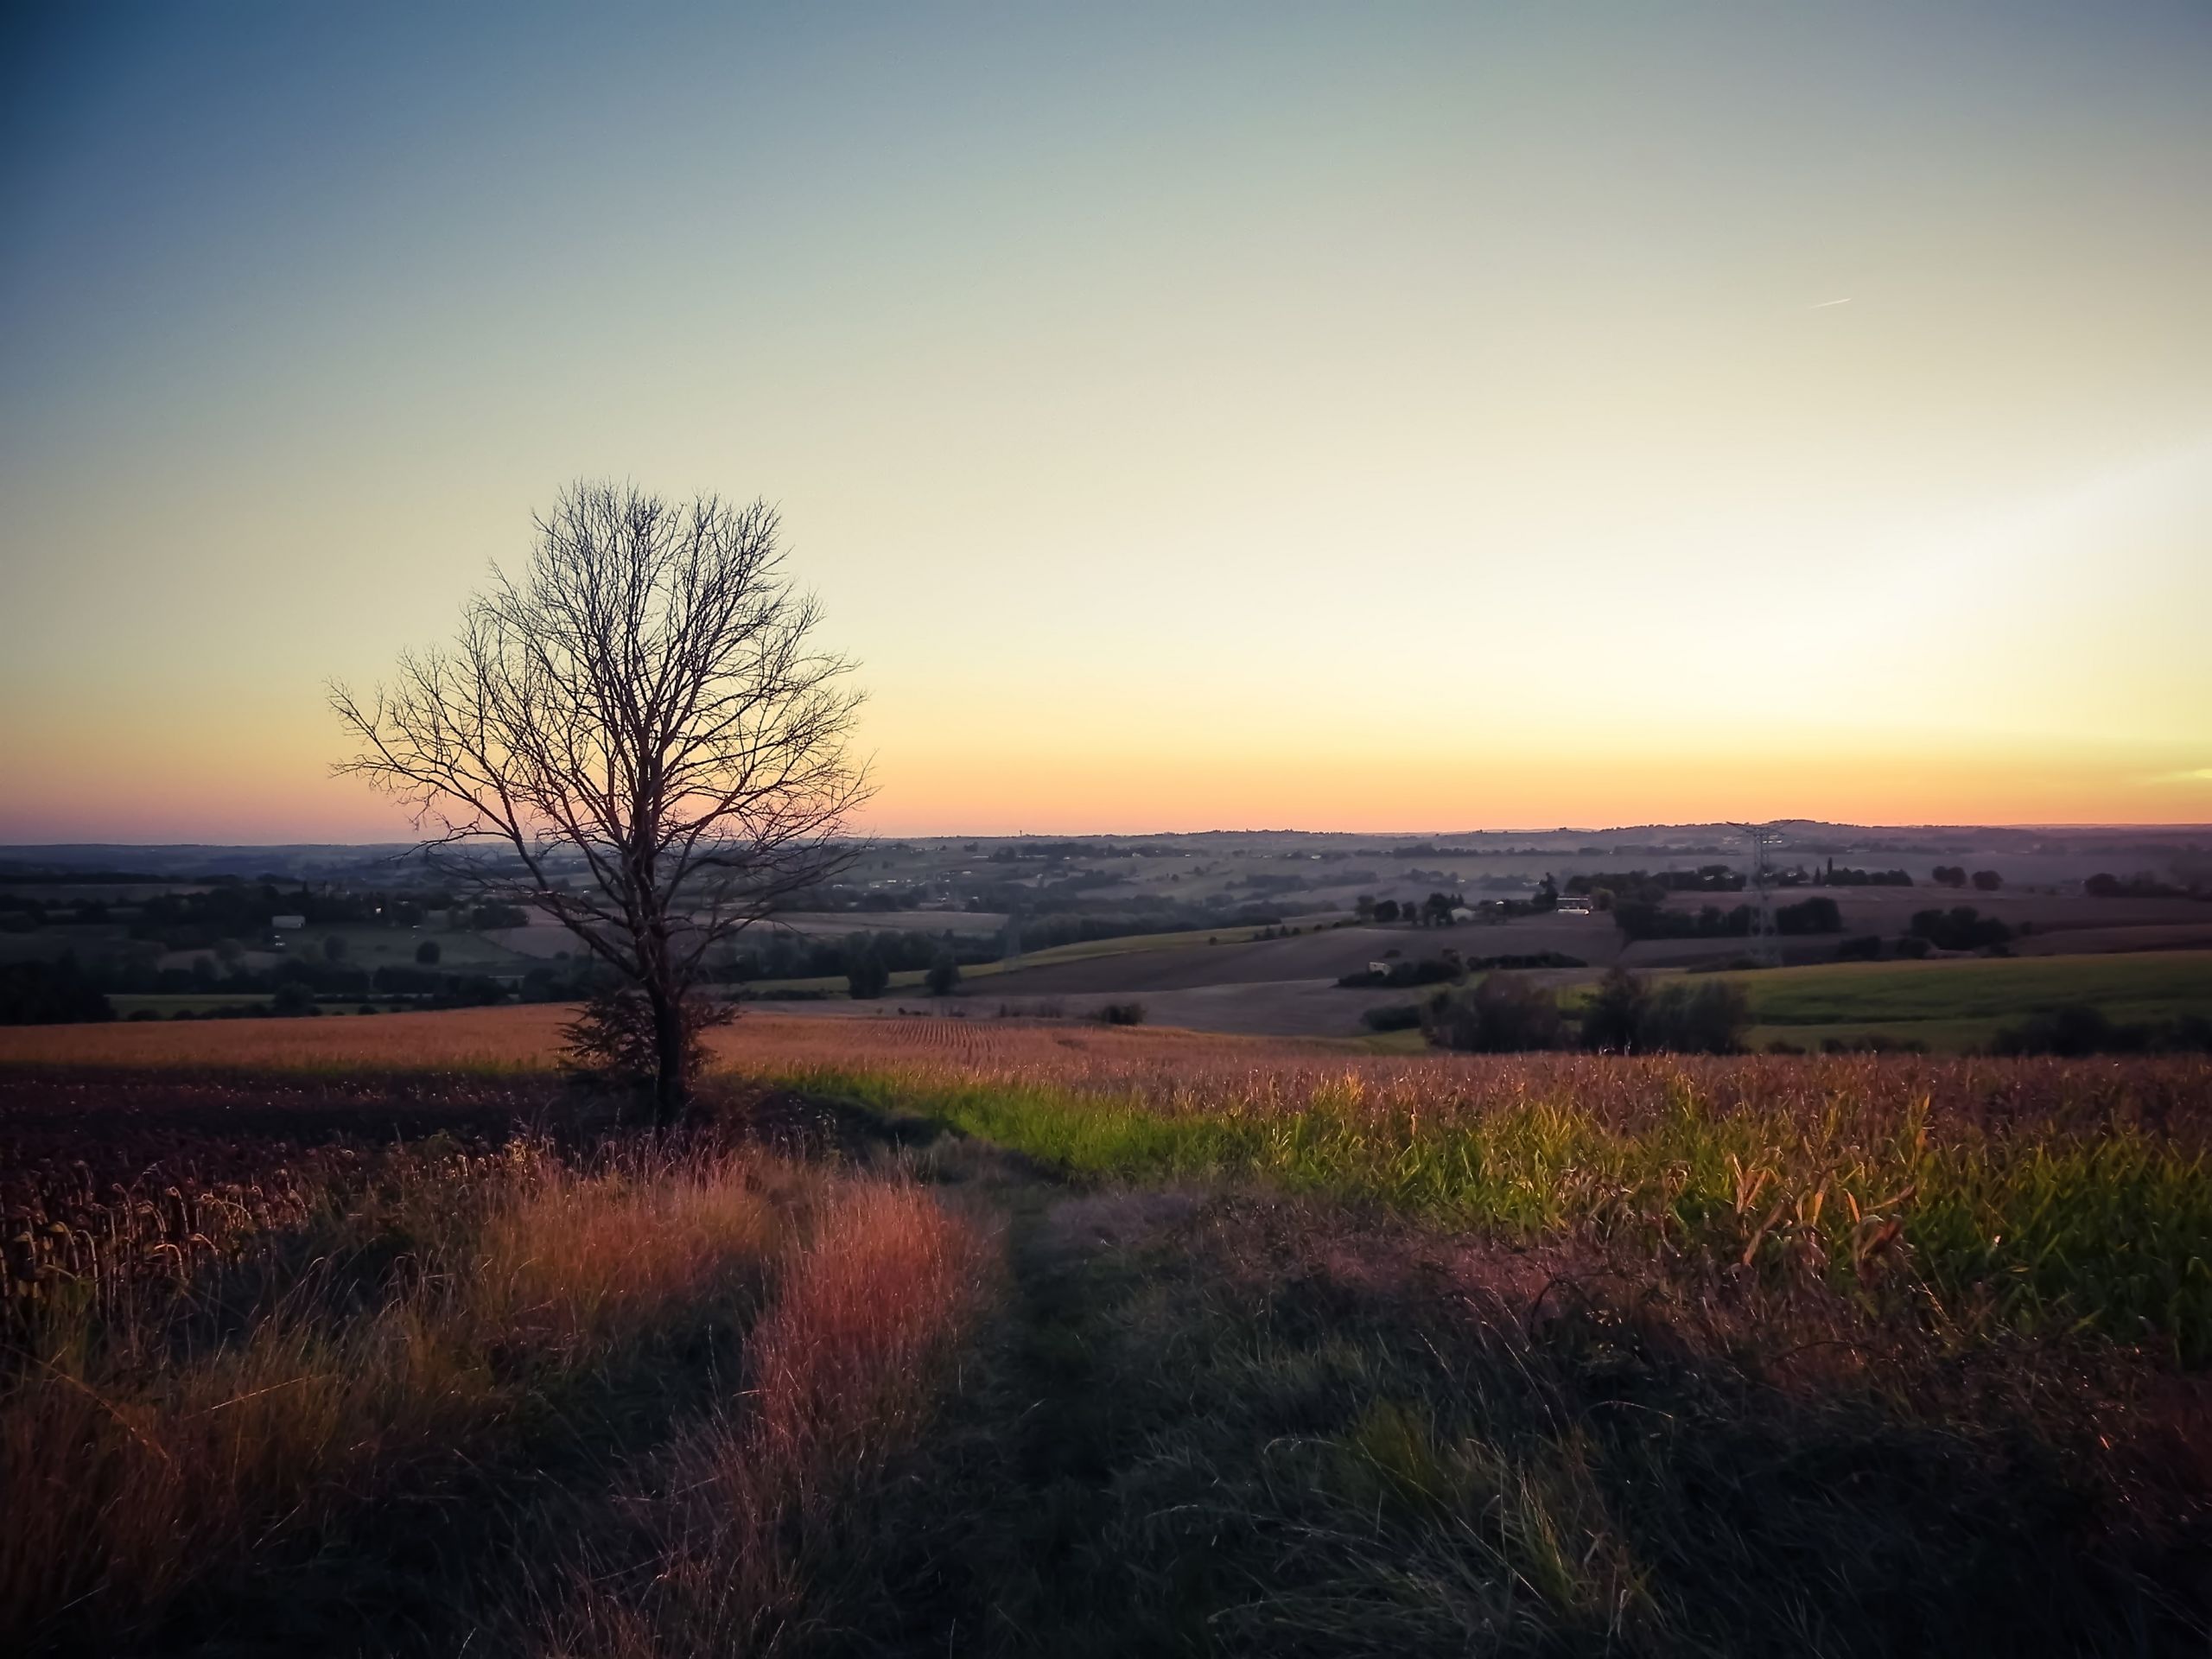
[1727,821,1792,967]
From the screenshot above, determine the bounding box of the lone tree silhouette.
[333,482,868,1122]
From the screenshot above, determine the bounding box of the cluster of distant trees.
[1612,896,1842,942]
[1929,867,2005,891]
[1906,906,2013,951]
[1408,968,1751,1055]
[2083,872,2200,899]
[836,941,966,1000]
[1357,885,1586,925]
[1812,865,1915,887]
[1355,892,1467,925]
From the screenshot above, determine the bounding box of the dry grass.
[543,1179,995,1657]
[0,1141,807,1648]
[1,1071,592,1328]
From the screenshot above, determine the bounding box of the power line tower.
[1728,821,1790,967]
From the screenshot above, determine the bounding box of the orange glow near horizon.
[4,715,2207,844]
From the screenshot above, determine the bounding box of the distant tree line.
[1812,863,1915,887]
[2084,872,2202,899]
[1992,1005,2212,1057]
[1612,895,1842,942]
[0,866,176,886]
[1566,866,1744,898]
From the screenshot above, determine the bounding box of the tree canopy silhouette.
[333,481,868,1121]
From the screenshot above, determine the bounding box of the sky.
[2,1,2208,841]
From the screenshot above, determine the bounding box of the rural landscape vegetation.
[5,5,2211,1656]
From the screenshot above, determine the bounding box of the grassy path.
[817,1097,2208,1656]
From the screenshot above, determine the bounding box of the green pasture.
[1567,950,2212,1051]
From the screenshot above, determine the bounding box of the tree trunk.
[648,984,688,1128]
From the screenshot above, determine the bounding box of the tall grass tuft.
[0,1142,798,1648]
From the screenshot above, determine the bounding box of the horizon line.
[6,818,2212,853]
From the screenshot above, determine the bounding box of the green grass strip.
[775,1064,2212,1363]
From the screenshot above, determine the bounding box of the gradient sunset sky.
[3,3,2208,841]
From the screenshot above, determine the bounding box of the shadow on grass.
[845,1191,2211,1658]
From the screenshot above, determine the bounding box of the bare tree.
[332,482,868,1122]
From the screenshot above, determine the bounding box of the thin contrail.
[1809,297,1853,309]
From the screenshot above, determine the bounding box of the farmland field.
[6,1007,2212,1654]
[1649,950,2212,1051]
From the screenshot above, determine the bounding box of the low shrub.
[1992,1005,2212,1058]
[1360,1002,1423,1033]
[1909,906,2013,951]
